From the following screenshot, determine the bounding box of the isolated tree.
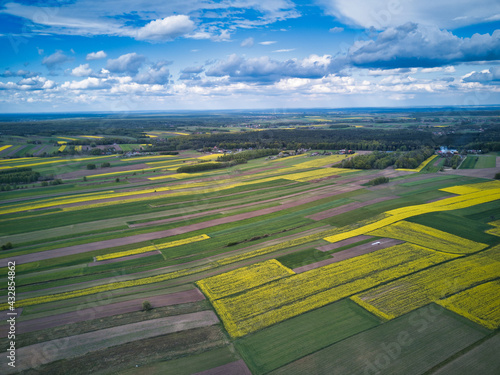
[142,301,152,311]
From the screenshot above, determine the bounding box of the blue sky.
[0,0,499,112]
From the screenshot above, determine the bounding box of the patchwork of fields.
[0,148,499,374]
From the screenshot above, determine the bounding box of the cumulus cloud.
[86,51,107,60]
[0,76,56,90]
[71,64,94,77]
[62,77,110,90]
[179,65,204,80]
[259,41,277,45]
[106,53,146,75]
[241,37,254,47]
[205,54,336,82]
[462,67,500,84]
[135,62,171,85]
[135,15,194,41]
[348,23,500,68]
[42,51,73,70]
[0,69,38,78]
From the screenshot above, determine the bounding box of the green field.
[235,299,381,375]
[460,155,497,169]
[269,305,490,375]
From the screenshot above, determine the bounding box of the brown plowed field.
[0,288,205,336]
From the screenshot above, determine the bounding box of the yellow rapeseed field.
[58,145,66,152]
[440,180,500,195]
[197,259,295,301]
[208,243,457,337]
[96,234,210,261]
[367,220,487,254]
[0,145,12,152]
[352,246,500,320]
[437,280,500,330]
[324,185,500,244]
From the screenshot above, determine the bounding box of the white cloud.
[106,53,145,74]
[42,51,73,70]
[316,0,500,29]
[86,51,107,60]
[273,49,296,53]
[135,15,195,41]
[259,41,277,45]
[329,27,344,33]
[71,64,93,77]
[62,77,110,90]
[241,37,255,47]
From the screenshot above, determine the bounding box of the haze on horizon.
[0,0,499,113]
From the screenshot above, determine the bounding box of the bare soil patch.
[440,168,500,179]
[293,238,405,273]
[193,360,252,375]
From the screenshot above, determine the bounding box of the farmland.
[0,109,499,374]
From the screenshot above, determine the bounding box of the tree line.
[338,147,435,169]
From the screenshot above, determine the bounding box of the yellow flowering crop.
[437,280,500,330]
[197,259,295,301]
[0,145,12,152]
[367,220,487,254]
[395,155,437,172]
[324,185,500,244]
[75,146,82,152]
[58,145,66,152]
[441,180,500,195]
[96,234,210,261]
[207,243,456,337]
[80,135,103,139]
[292,154,352,169]
[57,141,67,145]
[119,155,176,161]
[57,137,78,141]
[197,154,221,160]
[352,246,500,320]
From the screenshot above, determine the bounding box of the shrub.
[495,172,500,180]
[87,163,96,170]
[1,242,13,250]
[142,301,152,311]
[367,176,390,186]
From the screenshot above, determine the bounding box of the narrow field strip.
[204,243,457,337]
[0,288,205,336]
[95,234,210,261]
